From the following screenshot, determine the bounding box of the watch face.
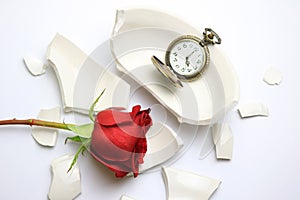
[166,35,209,81]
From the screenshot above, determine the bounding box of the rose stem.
[0,118,74,131]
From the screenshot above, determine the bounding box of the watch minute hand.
[186,50,195,60]
[185,50,195,66]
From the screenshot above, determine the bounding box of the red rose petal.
[90,105,152,178]
[130,105,141,118]
[97,109,133,126]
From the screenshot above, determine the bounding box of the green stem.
[0,118,74,131]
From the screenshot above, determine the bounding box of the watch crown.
[203,28,221,45]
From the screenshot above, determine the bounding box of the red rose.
[90,105,152,178]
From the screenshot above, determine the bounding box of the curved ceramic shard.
[212,123,233,160]
[48,154,81,200]
[238,102,269,118]
[263,67,282,85]
[47,33,130,113]
[23,56,47,76]
[120,195,136,200]
[111,9,240,125]
[31,107,61,147]
[162,166,221,200]
[139,122,183,172]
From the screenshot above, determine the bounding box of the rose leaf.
[67,123,94,139]
[89,89,106,122]
[64,135,87,144]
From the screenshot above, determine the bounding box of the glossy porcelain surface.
[31,107,61,147]
[48,154,81,200]
[212,123,233,160]
[263,67,282,85]
[47,34,130,113]
[23,56,46,76]
[111,9,240,125]
[162,166,221,200]
[238,102,269,118]
[139,122,183,172]
[120,195,136,200]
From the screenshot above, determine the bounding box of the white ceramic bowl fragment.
[263,67,282,85]
[48,154,81,200]
[47,33,130,114]
[211,123,233,160]
[238,102,269,118]
[139,122,183,172]
[31,107,61,147]
[120,195,136,200]
[111,9,240,125]
[162,166,221,200]
[23,56,47,76]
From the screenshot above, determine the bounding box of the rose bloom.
[90,105,152,178]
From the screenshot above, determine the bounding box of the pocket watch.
[152,28,221,88]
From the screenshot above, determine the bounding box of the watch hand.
[185,51,195,67]
[186,50,195,60]
[185,60,190,66]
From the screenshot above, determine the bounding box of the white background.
[0,0,300,199]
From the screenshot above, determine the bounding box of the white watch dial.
[168,39,206,78]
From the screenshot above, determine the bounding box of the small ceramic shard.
[31,107,61,147]
[162,166,221,200]
[23,56,47,76]
[139,122,183,172]
[263,67,282,85]
[47,33,130,113]
[120,195,136,200]
[211,123,233,160]
[48,154,81,200]
[238,102,269,118]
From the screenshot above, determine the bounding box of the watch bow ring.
[152,28,221,88]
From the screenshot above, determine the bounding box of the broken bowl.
[111,9,240,125]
